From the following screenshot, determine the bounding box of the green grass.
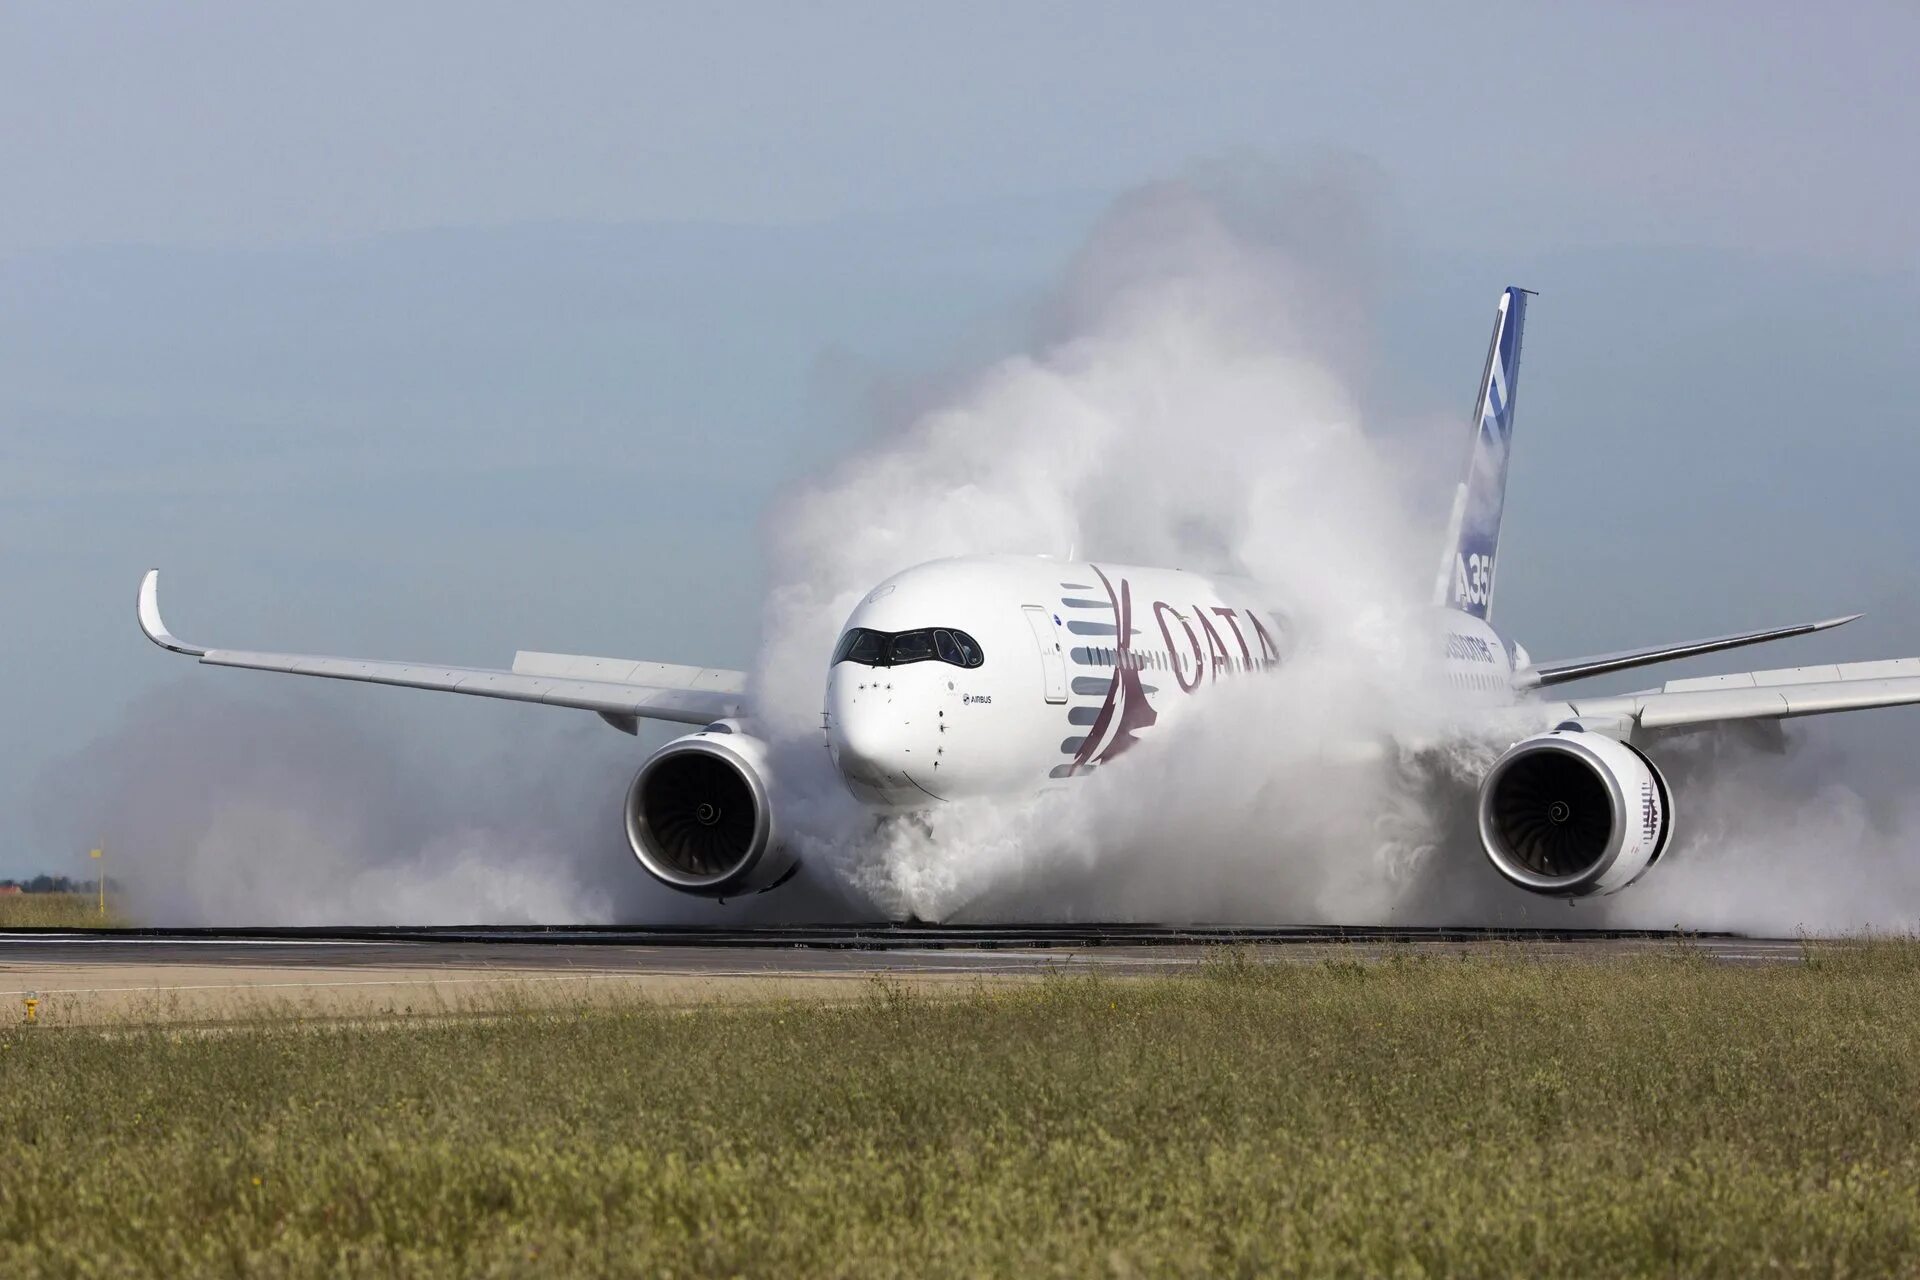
[0,891,125,928]
[5,943,1920,1277]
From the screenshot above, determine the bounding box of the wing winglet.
[137,569,208,657]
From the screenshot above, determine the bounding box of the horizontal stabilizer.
[1515,614,1861,689]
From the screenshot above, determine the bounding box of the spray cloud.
[755,168,1920,933]
[754,168,1491,922]
[33,683,853,925]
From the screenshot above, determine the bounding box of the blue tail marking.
[1436,286,1530,621]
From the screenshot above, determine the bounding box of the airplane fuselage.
[822,554,1520,808]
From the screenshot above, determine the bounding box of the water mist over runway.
[33,684,859,927]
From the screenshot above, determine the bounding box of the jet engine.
[624,722,795,896]
[1477,729,1672,896]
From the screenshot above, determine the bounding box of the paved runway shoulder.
[0,925,1807,1026]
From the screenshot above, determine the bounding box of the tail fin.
[1432,285,1531,620]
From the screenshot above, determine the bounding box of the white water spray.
[755,172,1920,932]
[754,173,1493,921]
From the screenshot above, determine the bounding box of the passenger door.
[1022,606,1068,704]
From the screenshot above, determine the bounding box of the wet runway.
[1,922,1810,968]
[1,920,1812,954]
[0,925,1807,1025]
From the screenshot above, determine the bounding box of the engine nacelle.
[1477,729,1673,896]
[624,722,795,897]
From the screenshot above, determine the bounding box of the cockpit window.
[832,626,985,669]
[833,628,888,666]
[889,629,938,664]
[951,631,983,667]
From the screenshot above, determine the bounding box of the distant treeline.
[0,876,117,894]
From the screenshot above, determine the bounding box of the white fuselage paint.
[822,555,1520,808]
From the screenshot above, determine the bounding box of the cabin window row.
[1081,646,1272,674]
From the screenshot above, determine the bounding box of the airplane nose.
[824,671,940,803]
[827,702,911,784]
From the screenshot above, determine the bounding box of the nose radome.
[828,702,910,783]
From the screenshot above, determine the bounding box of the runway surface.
[1,925,1807,1025]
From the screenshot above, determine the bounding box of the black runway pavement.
[0,924,1810,975]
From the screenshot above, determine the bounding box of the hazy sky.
[2,4,1916,878]
[3,3,1915,266]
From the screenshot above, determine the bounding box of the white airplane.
[137,287,1920,904]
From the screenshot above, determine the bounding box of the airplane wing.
[136,570,745,733]
[1514,613,1861,689]
[1548,656,1920,735]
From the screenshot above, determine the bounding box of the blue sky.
[2,3,1916,879]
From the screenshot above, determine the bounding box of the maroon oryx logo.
[1065,570,1286,774]
[1065,566,1160,774]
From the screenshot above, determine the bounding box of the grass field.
[4,944,1920,1277]
[0,891,126,928]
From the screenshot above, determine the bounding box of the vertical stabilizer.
[1433,286,1531,620]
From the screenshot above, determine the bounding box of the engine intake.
[1477,730,1671,896]
[624,725,793,896]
